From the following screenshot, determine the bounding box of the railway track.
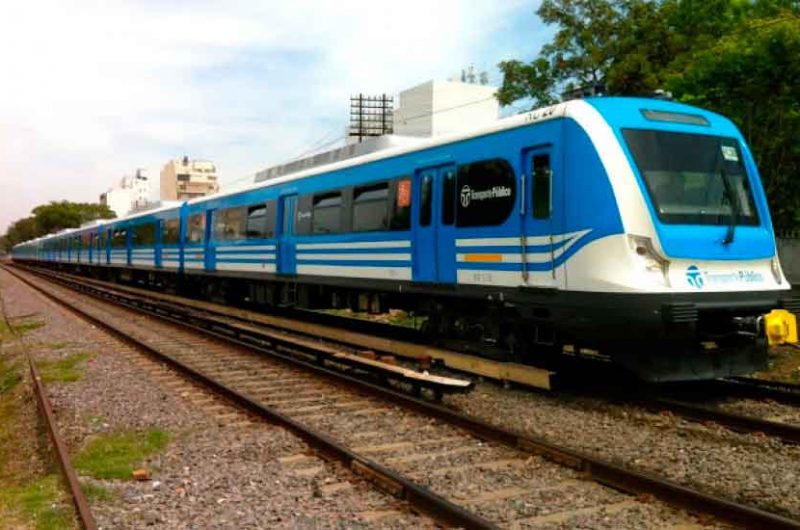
[0,285,98,530]
[7,264,800,528]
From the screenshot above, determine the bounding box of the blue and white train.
[12,97,798,381]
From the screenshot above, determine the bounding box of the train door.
[278,194,297,275]
[522,146,559,287]
[412,164,456,283]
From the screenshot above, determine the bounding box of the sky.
[0,0,550,233]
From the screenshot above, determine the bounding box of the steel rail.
[637,395,800,445]
[2,265,495,529]
[8,264,800,530]
[0,282,98,530]
[717,376,800,405]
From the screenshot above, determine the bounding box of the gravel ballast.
[0,268,431,529]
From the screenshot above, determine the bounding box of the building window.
[177,174,190,181]
[187,213,205,243]
[353,182,389,232]
[456,158,516,227]
[213,207,247,241]
[312,192,342,234]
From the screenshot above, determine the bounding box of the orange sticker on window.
[397,179,411,208]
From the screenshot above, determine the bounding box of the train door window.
[132,223,156,246]
[213,207,247,241]
[442,169,456,225]
[420,174,433,227]
[187,213,205,243]
[245,201,276,239]
[111,229,127,248]
[312,192,342,234]
[390,177,412,231]
[456,159,516,227]
[353,182,389,232]
[532,154,552,219]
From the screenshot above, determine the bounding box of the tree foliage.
[498,0,800,230]
[1,201,115,251]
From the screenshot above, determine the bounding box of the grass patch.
[74,429,170,480]
[755,345,800,383]
[80,481,114,503]
[0,316,45,343]
[0,475,74,530]
[36,353,92,384]
[48,341,73,351]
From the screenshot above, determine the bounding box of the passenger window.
[111,229,127,249]
[532,154,551,219]
[456,159,516,227]
[245,203,273,239]
[187,213,205,243]
[390,177,412,231]
[353,183,389,232]
[420,174,433,227]
[312,192,342,234]
[162,218,181,245]
[442,169,456,225]
[214,207,247,241]
[132,223,156,246]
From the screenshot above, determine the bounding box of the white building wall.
[103,187,133,217]
[393,80,499,137]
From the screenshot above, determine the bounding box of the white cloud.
[0,0,543,233]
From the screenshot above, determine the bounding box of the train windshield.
[623,129,759,226]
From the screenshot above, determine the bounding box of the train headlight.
[771,258,783,285]
[628,235,670,286]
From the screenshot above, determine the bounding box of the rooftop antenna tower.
[349,93,394,143]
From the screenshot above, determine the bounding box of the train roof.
[15,96,732,249]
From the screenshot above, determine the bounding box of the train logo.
[686,265,705,289]
[460,185,472,208]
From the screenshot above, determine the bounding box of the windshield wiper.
[719,164,739,245]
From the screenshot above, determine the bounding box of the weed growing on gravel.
[10,318,45,335]
[49,341,74,350]
[0,356,21,394]
[0,475,74,530]
[74,429,171,480]
[80,480,114,502]
[37,352,92,383]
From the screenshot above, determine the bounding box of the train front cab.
[583,98,799,381]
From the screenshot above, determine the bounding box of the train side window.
[111,229,127,249]
[187,213,205,243]
[420,174,433,227]
[442,169,456,225]
[353,182,389,232]
[132,223,156,246]
[245,201,276,239]
[456,158,516,227]
[532,154,552,219]
[162,218,181,245]
[390,177,412,231]
[214,207,247,241]
[312,192,342,234]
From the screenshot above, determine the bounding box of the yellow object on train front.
[764,309,799,346]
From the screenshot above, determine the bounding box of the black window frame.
[353,182,390,232]
[455,158,516,228]
[532,154,552,219]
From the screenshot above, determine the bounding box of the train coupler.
[763,309,798,346]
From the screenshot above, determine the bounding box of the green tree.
[667,14,800,231]
[1,201,115,251]
[497,0,800,230]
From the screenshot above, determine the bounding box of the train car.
[12,96,798,381]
